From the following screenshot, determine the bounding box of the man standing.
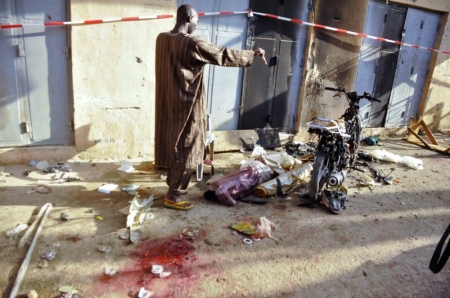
[155,4,266,211]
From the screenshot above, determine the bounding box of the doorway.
[355,0,440,127]
[178,0,250,131]
[0,0,73,147]
[239,0,310,132]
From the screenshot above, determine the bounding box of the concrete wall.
[71,0,176,160]
[297,0,368,140]
[419,12,450,131]
[296,0,450,140]
[2,0,450,164]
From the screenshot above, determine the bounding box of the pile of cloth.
[204,150,312,206]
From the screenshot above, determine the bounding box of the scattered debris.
[230,217,277,241]
[27,290,38,298]
[283,139,315,159]
[363,162,396,185]
[151,265,163,275]
[27,184,52,194]
[119,233,129,240]
[254,163,312,198]
[103,267,116,276]
[61,163,72,172]
[405,117,450,154]
[138,287,153,298]
[117,160,134,172]
[98,183,118,194]
[251,144,267,157]
[321,188,347,214]
[243,238,252,244]
[97,246,111,254]
[58,285,79,295]
[6,223,29,237]
[37,259,48,268]
[362,136,379,145]
[370,149,423,170]
[255,114,281,149]
[180,227,198,241]
[151,264,171,278]
[44,166,61,173]
[64,177,81,182]
[359,174,379,187]
[42,250,56,261]
[122,184,139,193]
[7,204,54,298]
[358,151,373,162]
[59,213,69,221]
[127,195,154,243]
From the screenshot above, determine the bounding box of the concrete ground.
[1,136,450,298]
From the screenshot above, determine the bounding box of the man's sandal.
[164,200,194,211]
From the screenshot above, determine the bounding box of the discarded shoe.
[164,200,194,211]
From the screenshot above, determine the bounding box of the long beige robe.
[154,32,254,169]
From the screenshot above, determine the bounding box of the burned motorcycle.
[306,87,380,214]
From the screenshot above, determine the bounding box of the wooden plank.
[407,117,418,142]
[407,127,434,151]
[410,117,423,131]
[419,120,439,145]
[404,138,450,154]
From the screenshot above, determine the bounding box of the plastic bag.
[262,152,302,174]
[251,144,266,157]
[254,163,313,198]
[253,217,278,240]
[370,149,424,170]
[398,156,424,170]
[370,149,401,163]
[240,160,274,183]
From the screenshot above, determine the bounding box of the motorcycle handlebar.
[362,91,381,102]
[325,87,344,92]
[325,87,381,102]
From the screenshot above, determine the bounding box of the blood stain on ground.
[94,235,199,297]
[274,204,288,210]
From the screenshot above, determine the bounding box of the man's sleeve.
[192,38,255,67]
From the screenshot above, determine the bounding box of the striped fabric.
[206,166,263,206]
[154,32,254,170]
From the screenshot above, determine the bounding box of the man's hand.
[253,47,267,64]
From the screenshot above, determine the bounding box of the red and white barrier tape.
[1,10,448,55]
[0,11,248,29]
[252,12,450,55]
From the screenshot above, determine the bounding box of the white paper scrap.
[118,160,134,173]
[98,183,118,194]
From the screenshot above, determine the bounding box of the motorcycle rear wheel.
[309,149,329,201]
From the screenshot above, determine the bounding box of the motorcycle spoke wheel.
[309,149,329,201]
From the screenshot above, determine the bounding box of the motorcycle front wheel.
[308,148,329,201]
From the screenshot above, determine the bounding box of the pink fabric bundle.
[204,166,263,206]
